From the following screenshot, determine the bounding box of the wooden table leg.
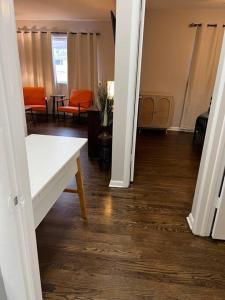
[75,158,87,220]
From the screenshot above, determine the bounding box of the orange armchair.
[57,89,93,121]
[23,87,48,119]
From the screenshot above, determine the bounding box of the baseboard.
[186,213,194,230]
[168,127,180,132]
[109,180,129,188]
[180,127,194,133]
[168,127,194,133]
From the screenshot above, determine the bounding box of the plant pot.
[98,127,112,171]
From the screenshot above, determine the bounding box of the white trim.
[168,126,194,133]
[180,127,195,133]
[189,30,225,236]
[168,126,181,132]
[110,0,144,188]
[109,180,128,188]
[0,269,7,300]
[186,213,194,230]
[130,0,146,182]
[0,0,42,298]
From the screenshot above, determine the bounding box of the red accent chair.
[23,87,48,119]
[57,89,93,121]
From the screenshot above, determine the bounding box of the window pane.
[52,35,68,84]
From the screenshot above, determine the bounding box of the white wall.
[141,9,225,128]
[16,19,115,83]
[17,10,225,128]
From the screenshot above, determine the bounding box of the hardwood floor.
[28,118,225,300]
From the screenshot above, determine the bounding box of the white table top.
[26,134,87,200]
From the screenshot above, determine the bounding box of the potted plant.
[97,82,114,170]
[97,83,114,132]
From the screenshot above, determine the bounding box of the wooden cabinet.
[138,94,174,129]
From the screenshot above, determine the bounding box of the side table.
[51,95,65,118]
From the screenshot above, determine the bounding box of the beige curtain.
[180,25,224,130]
[67,33,99,97]
[17,31,54,97]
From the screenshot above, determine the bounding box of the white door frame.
[187,31,225,236]
[0,0,42,298]
[110,0,146,188]
[130,0,146,182]
[116,1,225,236]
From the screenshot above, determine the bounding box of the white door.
[130,0,146,182]
[0,0,42,298]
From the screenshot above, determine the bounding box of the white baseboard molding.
[168,127,194,133]
[186,213,194,231]
[109,180,129,188]
[168,127,180,132]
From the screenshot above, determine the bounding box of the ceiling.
[14,0,116,21]
[14,0,225,21]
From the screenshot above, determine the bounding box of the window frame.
[51,34,68,85]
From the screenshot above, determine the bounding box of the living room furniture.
[57,89,93,121]
[26,134,87,228]
[50,95,65,118]
[87,106,101,158]
[138,94,174,131]
[25,105,32,112]
[98,131,112,171]
[193,112,209,146]
[23,87,48,120]
[25,105,34,122]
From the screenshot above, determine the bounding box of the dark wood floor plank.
[27,119,225,299]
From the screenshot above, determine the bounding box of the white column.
[110,0,143,188]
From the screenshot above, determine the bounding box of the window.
[52,35,68,84]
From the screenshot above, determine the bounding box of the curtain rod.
[17,30,100,35]
[189,23,225,27]
[189,23,202,27]
[189,23,224,28]
[207,24,217,27]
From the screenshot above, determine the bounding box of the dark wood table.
[50,95,65,118]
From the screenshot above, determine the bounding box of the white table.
[26,134,87,228]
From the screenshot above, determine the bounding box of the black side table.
[51,95,65,118]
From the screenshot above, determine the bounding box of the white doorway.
[131,0,225,238]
